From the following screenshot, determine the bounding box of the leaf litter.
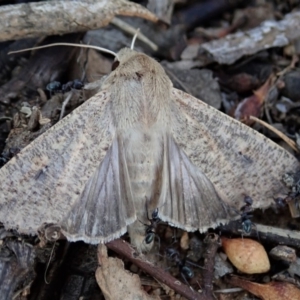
[1,1,300,299]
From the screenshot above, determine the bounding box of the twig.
[111,17,158,51]
[106,239,210,300]
[202,234,220,298]
[249,116,299,152]
[0,0,158,42]
[220,222,300,248]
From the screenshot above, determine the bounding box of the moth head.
[111,48,169,82]
[112,48,140,68]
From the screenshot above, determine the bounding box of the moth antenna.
[8,43,118,59]
[44,242,56,285]
[130,28,140,50]
[60,92,73,120]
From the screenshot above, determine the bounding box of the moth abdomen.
[124,128,164,251]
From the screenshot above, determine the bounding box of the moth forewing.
[0,84,136,243]
[170,88,299,210]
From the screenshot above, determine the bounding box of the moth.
[0,44,298,252]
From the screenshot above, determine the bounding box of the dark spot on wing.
[238,151,253,163]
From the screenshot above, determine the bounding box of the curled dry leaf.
[234,75,274,125]
[221,237,270,274]
[228,276,300,300]
[0,0,158,42]
[96,244,158,300]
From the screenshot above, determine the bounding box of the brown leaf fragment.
[227,276,300,300]
[96,244,158,300]
[234,75,274,125]
[0,0,158,42]
[106,239,205,300]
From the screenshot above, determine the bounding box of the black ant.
[144,207,160,244]
[273,196,287,209]
[165,247,194,284]
[46,80,61,93]
[46,79,84,95]
[240,195,254,234]
[62,79,84,92]
[273,192,299,208]
[239,196,260,239]
[282,172,300,210]
[139,201,161,246]
[46,79,85,119]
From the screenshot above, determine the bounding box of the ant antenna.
[44,241,56,284]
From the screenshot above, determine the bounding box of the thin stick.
[202,234,220,298]
[111,18,158,51]
[221,222,300,248]
[249,116,299,152]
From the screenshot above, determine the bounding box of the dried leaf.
[96,244,158,300]
[234,75,274,125]
[228,276,300,300]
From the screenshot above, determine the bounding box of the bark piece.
[0,0,158,42]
